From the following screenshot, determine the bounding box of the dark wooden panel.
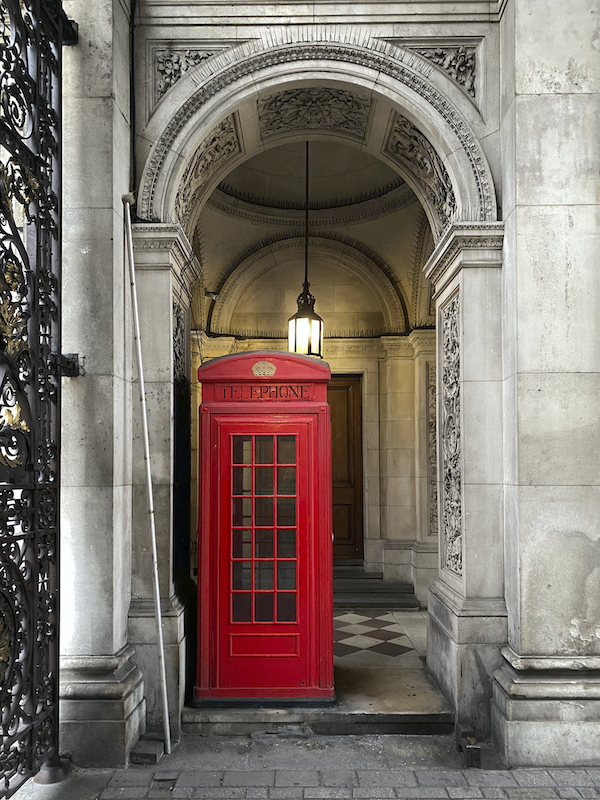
[328,375,364,560]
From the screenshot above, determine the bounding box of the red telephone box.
[195,351,334,703]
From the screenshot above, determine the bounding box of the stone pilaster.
[128,223,200,737]
[424,223,506,737]
[59,0,145,766]
[491,0,600,766]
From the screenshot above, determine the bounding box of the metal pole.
[122,194,172,755]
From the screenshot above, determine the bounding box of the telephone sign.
[194,352,334,702]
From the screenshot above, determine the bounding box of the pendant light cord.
[304,140,309,288]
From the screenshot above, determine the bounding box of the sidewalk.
[17,734,600,800]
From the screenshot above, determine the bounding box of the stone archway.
[132,27,506,739]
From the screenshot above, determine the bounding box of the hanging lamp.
[288,141,324,358]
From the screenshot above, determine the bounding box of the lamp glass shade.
[288,304,324,358]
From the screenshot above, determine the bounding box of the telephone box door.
[217,420,312,693]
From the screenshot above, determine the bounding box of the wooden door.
[327,375,364,560]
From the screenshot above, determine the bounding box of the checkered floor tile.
[333,610,415,658]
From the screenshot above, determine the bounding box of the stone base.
[492,652,600,766]
[128,596,186,738]
[383,540,438,606]
[59,645,146,767]
[427,579,507,738]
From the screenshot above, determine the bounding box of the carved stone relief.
[385,112,456,233]
[258,87,371,139]
[155,49,215,104]
[441,294,462,576]
[174,116,242,229]
[415,46,476,98]
[427,362,438,539]
[139,35,496,228]
[173,301,187,383]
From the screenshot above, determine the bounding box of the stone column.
[424,223,506,738]
[128,224,200,738]
[59,0,145,767]
[410,330,438,606]
[491,0,600,766]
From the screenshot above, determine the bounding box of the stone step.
[333,592,419,609]
[333,568,383,580]
[333,579,414,593]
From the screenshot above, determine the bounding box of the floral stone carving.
[385,113,456,233]
[175,116,241,228]
[258,87,371,138]
[155,49,215,102]
[427,362,438,539]
[441,294,461,576]
[416,46,476,98]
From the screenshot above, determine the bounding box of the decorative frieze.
[441,294,461,576]
[174,116,242,229]
[258,87,372,139]
[416,46,476,98]
[155,49,215,103]
[385,113,456,233]
[427,362,438,539]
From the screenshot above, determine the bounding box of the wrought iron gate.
[0,1,75,795]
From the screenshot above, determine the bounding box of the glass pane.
[277,436,295,464]
[277,530,296,558]
[255,562,273,590]
[277,593,296,622]
[232,593,252,622]
[232,497,252,527]
[255,593,274,622]
[255,497,273,527]
[233,436,252,464]
[277,562,296,590]
[232,529,252,559]
[255,529,273,559]
[255,436,273,464]
[233,466,252,495]
[277,497,296,526]
[232,561,252,590]
[255,467,273,496]
[277,467,295,495]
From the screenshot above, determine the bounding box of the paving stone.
[305,789,353,798]
[511,772,558,788]
[154,772,181,783]
[549,774,596,788]
[465,773,518,788]
[109,771,154,787]
[585,772,600,787]
[557,791,584,799]
[192,789,247,799]
[447,789,484,799]
[268,790,307,799]
[148,790,193,799]
[275,771,320,787]
[177,771,225,787]
[415,770,468,788]
[504,789,562,799]
[577,791,600,799]
[101,790,150,799]
[352,789,397,799]
[223,772,276,788]
[246,790,269,799]
[395,788,450,798]
[320,771,359,788]
[480,790,507,798]
[357,771,418,788]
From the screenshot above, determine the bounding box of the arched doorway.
[130,28,504,738]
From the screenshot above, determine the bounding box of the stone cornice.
[424,222,504,289]
[132,222,201,293]
[206,183,417,227]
